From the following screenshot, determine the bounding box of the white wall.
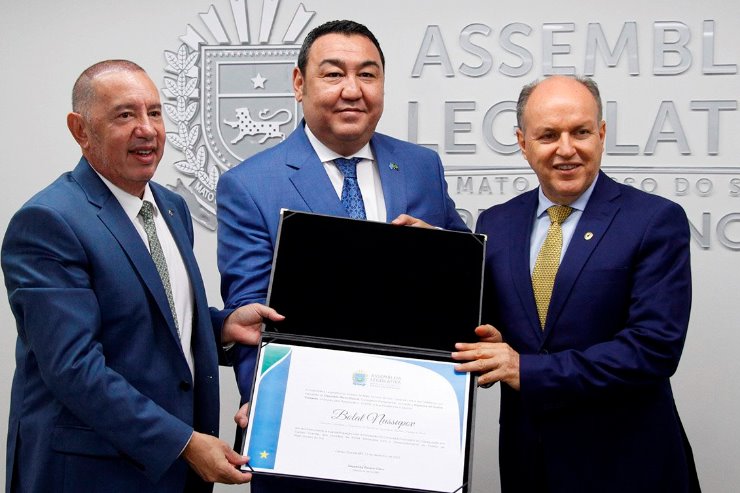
[1,1,738,491]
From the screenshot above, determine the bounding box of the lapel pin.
[168,209,174,216]
[584,232,593,240]
[389,162,399,171]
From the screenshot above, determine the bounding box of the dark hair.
[72,59,146,117]
[297,20,385,74]
[516,76,603,132]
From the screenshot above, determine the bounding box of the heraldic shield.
[201,45,302,169]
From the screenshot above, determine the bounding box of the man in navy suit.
[216,19,467,492]
[1,60,284,493]
[452,76,700,492]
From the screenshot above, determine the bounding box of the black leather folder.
[265,209,486,354]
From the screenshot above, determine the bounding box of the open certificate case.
[240,210,486,492]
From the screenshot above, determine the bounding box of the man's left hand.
[222,303,284,345]
[391,214,432,228]
[452,325,521,390]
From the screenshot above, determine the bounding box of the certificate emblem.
[352,370,367,386]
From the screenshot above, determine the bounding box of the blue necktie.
[334,157,366,220]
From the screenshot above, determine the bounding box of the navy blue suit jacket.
[217,122,467,398]
[476,171,698,492]
[2,159,228,493]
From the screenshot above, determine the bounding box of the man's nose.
[556,133,576,157]
[340,75,362,99]
[135,116,157,137]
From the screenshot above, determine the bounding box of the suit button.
[179,381,192,391]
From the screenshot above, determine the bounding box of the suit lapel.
[286,126,347,217]
[545,172,621,335]
[72,160,182,343]
[371,134,407,220]
[508,192,546,342]
[151,186,207,347]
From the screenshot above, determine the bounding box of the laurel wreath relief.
[163,44,220,193]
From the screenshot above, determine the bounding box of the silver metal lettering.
[653,21,691,75]
[690,100,737,155]
[689,212,711,250]
[457,177,474,194]
[499,23,534,77]
[605,101,640,155]
[584,22,639,76]
[482,101,519,155]
[412,25,455,78]
[644,101,691,155]
[459,24,493,77]
[543,23,576,75]
[445,101,476,154]
[407,101,439,151]
[702,20,737,75]
[717,213,740,250]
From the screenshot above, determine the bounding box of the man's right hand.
[234,402,250,429]
[182,431,252,484]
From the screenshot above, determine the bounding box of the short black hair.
[297,19,385,74]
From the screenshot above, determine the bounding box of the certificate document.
[242,343,471,492]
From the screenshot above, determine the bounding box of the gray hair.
[71,60,146,118]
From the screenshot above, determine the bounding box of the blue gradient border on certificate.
[395,358,469,450]
[247,345,292,469]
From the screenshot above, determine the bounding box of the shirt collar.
[88,162,158,223]
[303,123,374,163]
[536,173,599,218]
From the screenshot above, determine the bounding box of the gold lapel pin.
[584,232,594,240]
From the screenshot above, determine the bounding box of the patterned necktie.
[139,200,179,337]
[334,157,366,220]
[532,205,573,329]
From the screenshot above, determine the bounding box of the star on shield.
[251,73,267,89]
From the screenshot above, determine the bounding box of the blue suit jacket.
[476,171,698,492]
[2,159,228,493]
[217,122,467,398]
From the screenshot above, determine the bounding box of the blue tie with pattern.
[334,157,366,220]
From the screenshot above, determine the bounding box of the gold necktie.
[532,205,573,329]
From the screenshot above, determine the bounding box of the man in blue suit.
[1,60,284,493]
[452,76,700,492]
[217,20,467,492]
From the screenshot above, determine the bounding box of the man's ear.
[292,66,304,102]
[67,112,89,150]
[516,128,527,161]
